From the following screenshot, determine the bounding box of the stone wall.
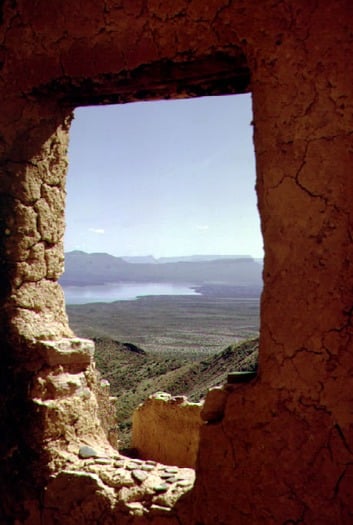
[1,1,353,523]
[93,370,119,450]
[132,392,202,468]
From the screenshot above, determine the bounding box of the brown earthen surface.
[93,370,119,450]
[1,1,353,523]
[132,392,202,468]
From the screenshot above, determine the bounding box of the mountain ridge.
[61,250,263,287]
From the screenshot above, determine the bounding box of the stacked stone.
[44,449,195,522]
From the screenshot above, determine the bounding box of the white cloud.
[88,227,105,234]
[195,224,209,231]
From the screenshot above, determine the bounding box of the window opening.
[62,93,262,454]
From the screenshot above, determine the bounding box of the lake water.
[63,282,200,304]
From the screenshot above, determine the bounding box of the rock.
[163,467,179,474]
[94,458,112,465]
[153,483,169,493]
[126,502,145,516]
[125,461,141,470]
[177,479,193,488]
[159,472,175,479]
[132,469,148,483]
[37,338,94,367]
[100,468,134,488]
[141,464,155,471]
[227,371,257,384]
[164,476,177,484]
[44,470,116,511]
[172,396,187,404]
[201,386,228,423]
[78,446,98,459]
[150,504,172,513]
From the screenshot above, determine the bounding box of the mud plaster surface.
[1,1,353,523]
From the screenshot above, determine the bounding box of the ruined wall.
[132,392,202,468]
[93,372,119,450]
[192,4,353,523]
[1,1,353,523]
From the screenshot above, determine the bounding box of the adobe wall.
[1,1,353,523]
[132,392,202,468]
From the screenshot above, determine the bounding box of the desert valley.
[62,251,262,447]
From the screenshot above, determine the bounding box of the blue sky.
[65,93,263,258]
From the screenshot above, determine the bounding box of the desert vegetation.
[67,294,259,448]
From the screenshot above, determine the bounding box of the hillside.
[94,337,259,448]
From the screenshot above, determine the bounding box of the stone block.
[36,338,95,367]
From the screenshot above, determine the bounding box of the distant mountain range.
[121,254,260,264]
[60,251,263,287]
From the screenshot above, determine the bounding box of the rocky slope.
[94,337,259,448]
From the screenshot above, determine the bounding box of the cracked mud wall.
[1,1,353,523]
[0,99,115,520]
[0,1,250,520]
[191,3,353,524]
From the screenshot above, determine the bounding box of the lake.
[63,282,200,304]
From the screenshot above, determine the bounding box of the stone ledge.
[43,455,195,522]
[35,337,95,366]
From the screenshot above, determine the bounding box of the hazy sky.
[65,93,263,258]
